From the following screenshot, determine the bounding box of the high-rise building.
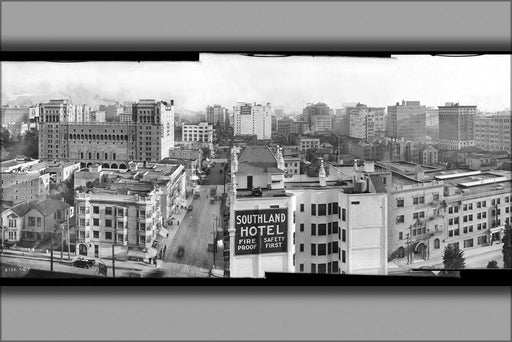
[227,146,388,277]
[371,107,386,137]
[206,105,228,126]
[438,102,477,150]
[474,113,511,152]
[38,99,175,167]
[303,103,332,132]
[426,107,439,129]
[233,102,272,140]
[387,100,426,142]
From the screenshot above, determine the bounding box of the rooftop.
[237,146,285,174]
[34,198,70,217]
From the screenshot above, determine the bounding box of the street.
[161,185,222,272]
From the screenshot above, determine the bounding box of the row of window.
[308,242,339,256]
[310,222,339,236]
[308,261,339,274]
[300,202,339,216]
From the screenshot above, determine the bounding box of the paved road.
[203,162,227,186]
[162,185,222,271]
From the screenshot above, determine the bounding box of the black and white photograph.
[1,53,511,283]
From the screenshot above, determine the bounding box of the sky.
[2,54,510,113]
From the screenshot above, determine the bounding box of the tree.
[21,130,39,159]
[502,223,512,268]
[441,244,465,276]
[486,260,499,269]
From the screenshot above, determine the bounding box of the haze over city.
[2,54,510,113]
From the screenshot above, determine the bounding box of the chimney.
[318,158,326,187]
[276,146,285,171]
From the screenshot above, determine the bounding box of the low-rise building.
[1,160,50,205]
[1,202,33,243]
[21,198,74,243]
[299,138,320,151]
[420,145,438,166]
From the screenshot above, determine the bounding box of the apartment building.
[438,102,477,150]
[1,162,50,204]
[228,146,388,277]
[38,99,175,166]
[233,102,272,140]
[303,103,332,133]
[420,145,439,166]
[388,100,427,143]
[74,185,163,260]
[474,114,511,152]
[206,105,228,126]
[299,138,320,151]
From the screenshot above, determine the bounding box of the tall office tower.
[206,105,228,126]
[38,99,174,167]
[474,113,511,152]
[438,102,477,150]
[303,102,332,132]
[345,103,376,142]
[233,102,272,140]
[387,100,426,143]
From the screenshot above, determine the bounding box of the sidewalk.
[389,243,503,272]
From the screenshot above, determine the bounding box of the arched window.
[69,133,72,139]
[97,152,100,159]
[112,153,116,160]
[105,152,108,159]
[80,152,84,159]
[434,238,440,249]
[88,152,92,159]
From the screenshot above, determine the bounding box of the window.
[418,196,425,204]
[300,244,304,252]
[454,217,459,224]
[93,231,99,239]
[396,215,404,223]
[105,232,112,240]
[332,203,338,214]
[433,194,440,201]
[318,204,326,216]
[463,215,468,222]
[332,241,339,254]
[482,212,486,219]
[477,202,481,208]
[399,232,403,240]
[105,219,112,227]
[318,263,327,274]
[341,250,346,263]
[328,222,332,235]
[449,207,453,214]
[328,203,332,215]
[413,197,419,205]
[449,218,453,225]
[318,244,326,256]
[332,261,339,273]
[318,224,327,236]
[311,224,316,235]
[93,206,99,214]
[464,239,474,248]
[300,223,304,232]
[300,264,304,272]
[469,214,473,221]
[454,206,459,213]
[434,238,440,249]
[482,201,487,207]
[463,204,468,211]
[28,217,35,226]
[341,208,346,221]
[397,199,404,207]
[469,225,473,233]
[449,230,454,237]
[311,264,316,273]
[300,203,304,212]
[478,236,487,245]
[463,226,468,234]
[477,213,481,219]
[469,203,473,210]
[454,228,460,236]
[105,207,112,215]
[332,222,338,234]
[93,218,99,226]
[342,229,346,242]
[36,217,41,227]
[311,244,316,256]
[311,204,316,216]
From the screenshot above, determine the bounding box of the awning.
[490,226,505,234]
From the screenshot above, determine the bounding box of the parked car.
[177,246,185,258]
[72,259,91,269]
[188,205,193,211]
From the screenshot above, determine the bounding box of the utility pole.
[112,244,116,278]
[50,232,54,271]
[67,223,71,260]
[61,227,64,260]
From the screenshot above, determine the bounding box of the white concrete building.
[233,102,272,140]
[182,122,213,144]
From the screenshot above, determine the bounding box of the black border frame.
[1,51,511,286]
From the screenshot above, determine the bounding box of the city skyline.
[2,54,511,113]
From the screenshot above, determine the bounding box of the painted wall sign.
[234,208,288,255]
